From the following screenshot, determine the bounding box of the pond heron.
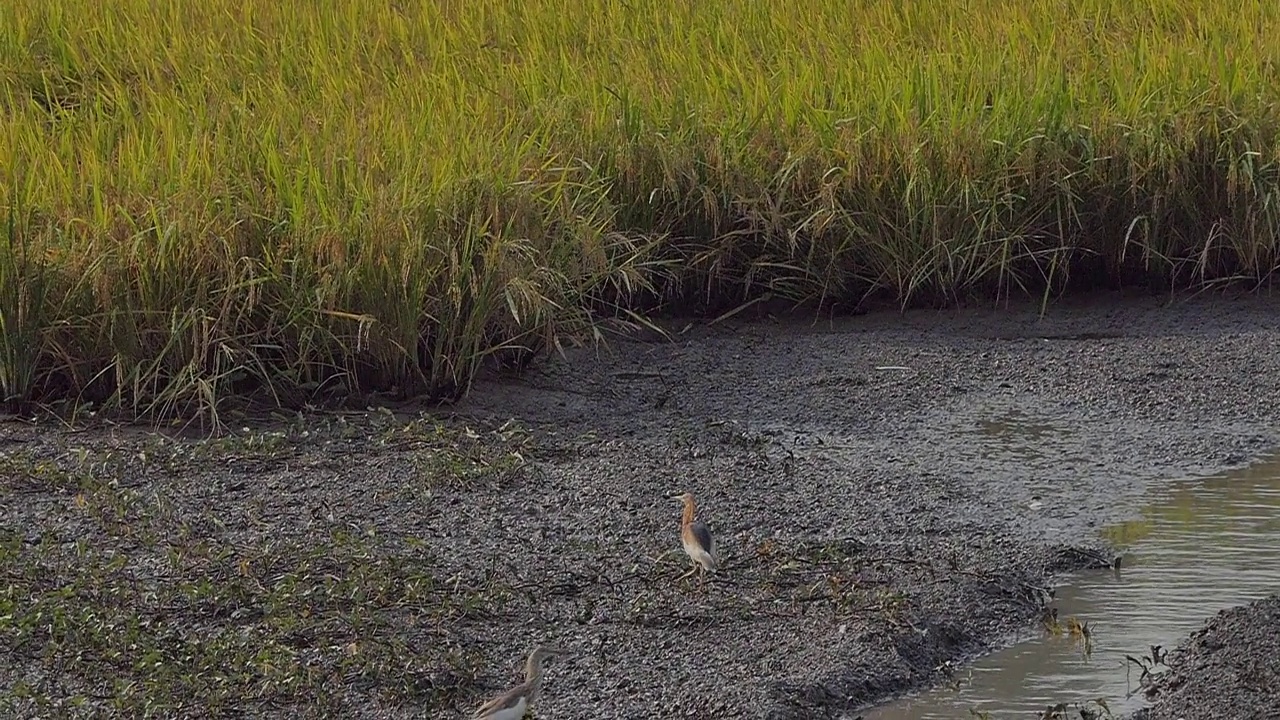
[672,491,719,582]
[471,645,571,720]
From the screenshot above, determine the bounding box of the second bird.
[471,645,570,720]
[672,491,718,581]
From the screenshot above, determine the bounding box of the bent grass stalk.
[3,0,1280,420]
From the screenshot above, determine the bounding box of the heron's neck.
[681,499,696,526]
[524,655,544,685]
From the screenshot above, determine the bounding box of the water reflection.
[973,411,1062,463]
[864,454,1280,719]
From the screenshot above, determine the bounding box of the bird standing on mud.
[672,491,719,582]
[471,645,570,720]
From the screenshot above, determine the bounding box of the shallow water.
[862,451,1280,719]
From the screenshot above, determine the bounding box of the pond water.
[862,452,1280,719]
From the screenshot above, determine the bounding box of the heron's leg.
[676,565,697,581]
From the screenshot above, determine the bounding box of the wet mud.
[3,291,1280,718]
[1131,594,1280,720]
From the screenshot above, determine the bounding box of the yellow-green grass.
[4,0,1280,421]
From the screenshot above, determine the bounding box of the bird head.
[530,645,572,661]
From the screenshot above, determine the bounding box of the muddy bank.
[1132,594,1280,720]
[3,291,1280,718]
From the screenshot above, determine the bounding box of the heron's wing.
[471,683,529,718]
[690,520,714,555]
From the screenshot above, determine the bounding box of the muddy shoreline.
[3,291,1279,718]
[1131,594,1280,720]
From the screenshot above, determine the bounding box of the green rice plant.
[0,211,44,408]
[3,0,1280,421]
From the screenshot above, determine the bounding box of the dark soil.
[3,291,1279,719]
[1131,594,1280,720]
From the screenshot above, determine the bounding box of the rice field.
[3,0,1280,422]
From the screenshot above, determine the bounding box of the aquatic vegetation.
[1041,609,1096,658]
[1038,699,1115,719]
[1066,615,1095,658]
[1125,644,1172,696]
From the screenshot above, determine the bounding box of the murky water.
[863,452,1280,719]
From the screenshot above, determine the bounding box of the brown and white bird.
[471,645,570,720]
[672,491,718,581]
